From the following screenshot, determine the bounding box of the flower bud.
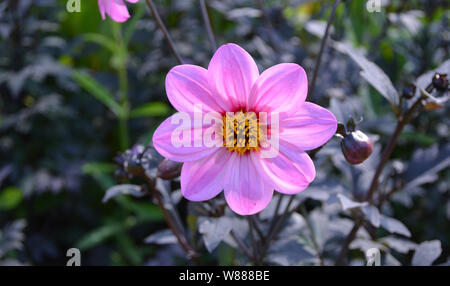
[341,130,373,165]
[402,83,416,99]
[432,73,448,92]
[157,159,182,180]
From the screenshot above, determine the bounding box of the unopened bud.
[157,159,182,180]
[402,83,416,99]
[341,130,373,165]
[432,73,448,92]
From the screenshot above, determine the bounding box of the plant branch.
[144,0,184,64]
[144,178,198,264]
[335,95,424,265]
[261,195,295,259]
[248,216,260,264]
[309,0,342,101]
[199,0,217,52]
[230,230,255,261]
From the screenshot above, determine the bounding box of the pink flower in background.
[152,43,337,215]
[98,0,139,23]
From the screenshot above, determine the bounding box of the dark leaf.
[102,184,145,203]
[412,240,442,266]
[335,42,399,106]
[144,229,177,245]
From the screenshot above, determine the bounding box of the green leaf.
[76,217,136,251]
[73,70,123,117]
[400,131,436,146]
[0,187,23,210]
[82,162,116,174]
[83,33,118,53]
[130,102,170,118]
[115,196,164,222]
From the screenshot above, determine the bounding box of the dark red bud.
[341,130,373,165]
[402,83,416,99]
[157,159,182,180]
[432,73,448,92]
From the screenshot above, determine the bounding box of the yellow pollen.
[222,111,261,155]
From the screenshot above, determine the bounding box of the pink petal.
[166,65,224,113]
[126,0,139,3]
[224,154,274,215]
[181,149,234,201]
[279,102,337,151]
[255,146,316,194]
[248,63,308,115]
[152,113,220,162]
[98,0,130,23]
[208,43,259,111]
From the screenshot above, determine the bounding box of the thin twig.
[300,204,324,266]
[144,179,198,264]
[199,0,217,52]
[251,216,266,243]
[267,194,283,235]
[261,195,295,258]
[144,0,184,64]
[309,0,342,101]
[364,97,424,203]
[230,230,254,261]
[248,217,260,264]
[335,218,362,265]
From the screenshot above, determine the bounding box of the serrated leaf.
[381,237,417,254]
[403,145,450,192]
[266,238,316,266]
[199,217,233,253]
[335,42,399,106]
[362,205,381,228]
[380,215,411,237]
[412,240,442,266]
[337,193,368,210]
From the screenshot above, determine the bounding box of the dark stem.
[144,179,198,264]
[267,194,283,236]
[199,0,217,52]
[251,216,266,243]
[230,230,255,261]
[248,217,260,264]
[261,195,295,258]
[335,218,362,265]
[144,0,184,64]
[335,95,424,265]
[309,0,342,101]
[364,96,424,203]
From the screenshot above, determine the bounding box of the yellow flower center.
[222,111,261,155]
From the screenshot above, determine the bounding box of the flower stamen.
[222,111,260,155]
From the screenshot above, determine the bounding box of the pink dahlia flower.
[152,43,337,215]
[98,0,139,23]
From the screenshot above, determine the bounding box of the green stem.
[114,23,130,150]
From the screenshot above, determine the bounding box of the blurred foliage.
[0,0,448,265]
